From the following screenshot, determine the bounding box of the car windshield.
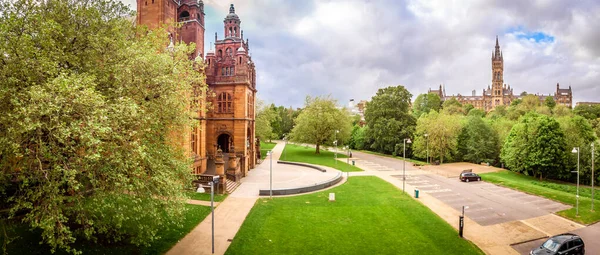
[542,239,561,252]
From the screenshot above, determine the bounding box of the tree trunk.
[315,143,320,154]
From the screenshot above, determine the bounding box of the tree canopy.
[0,0,205,253]
[289,96,351,154]
[456,116,499,164]
[412,93,441,118]
[364,85,416,155]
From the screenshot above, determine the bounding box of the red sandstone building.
[429,37,573,111]
[136,1,257,193]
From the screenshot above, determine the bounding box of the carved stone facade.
[429,37,573,111]
[136,1,256,191]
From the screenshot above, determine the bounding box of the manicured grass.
[186,190,228,202]
[260,142,277,159]
[480,171,600,224]
[226,176,483,255]
[359,149,429,166]
[282,144,363,172]
[1,204,211,255]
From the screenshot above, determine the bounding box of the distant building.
[429,37,573,111]
[576,102,600,107]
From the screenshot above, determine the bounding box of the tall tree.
[0,0,209,253]
[364,85,416,155]
[501,113,567,180]
[412,93,441,118]
[544,96,557,109]
[441,98,465,115]
[456,116,500,164]
[413,112,462,164]
[289,96,351,154]
[255,99,276,142]
[557,116,598,183]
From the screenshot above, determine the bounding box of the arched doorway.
[217,133,231,153]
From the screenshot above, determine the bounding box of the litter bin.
[352,160,355,166]
[414,189,419,198]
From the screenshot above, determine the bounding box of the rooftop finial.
[229,4,235,13]
[496,35,499,47]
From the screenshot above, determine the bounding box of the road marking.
[433,193,460,198]
[465,207,493,212]
[422,189,452,193]
[414,184,440,188]
[407,180,429,184]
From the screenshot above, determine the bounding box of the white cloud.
[122,0,600,107]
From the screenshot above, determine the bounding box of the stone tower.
[205,4,257,176]
[136,0,177,30]
[491,36,504,109]
[177,0,205,58]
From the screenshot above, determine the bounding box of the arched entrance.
[217,133,231,153]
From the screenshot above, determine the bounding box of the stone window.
[226,47,232,57]
[191,127,197,155]
[217,92,233,113]
[179,11,190,22]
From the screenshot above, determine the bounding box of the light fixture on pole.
[283,135,287,161]
[424,133,429,164]
[572,147,580,217]
[459,205,469,238]
[268,150,273,199]
[592,142,595,211]
[403,138,412,193]
[334,130,339,167]
[210,175,220,254]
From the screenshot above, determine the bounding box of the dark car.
[530,233,585,255]
[459,170,481,182]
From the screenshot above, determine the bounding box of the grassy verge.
[282,144,363,172]
[260,142,277,159]
[359,150,429,165]
[480,171,600,224]
[186,190,228,202]
[226,176,483,255]
[1,204,211,255]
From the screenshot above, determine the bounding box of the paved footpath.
[168,141,344,255]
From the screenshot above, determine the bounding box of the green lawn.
[260,142,277,159]
[359,150,429,166]
[1,204,211,255]
[481,171,600,224]
[226,176,482,255]
[282,144,363,172]
[186,190,228,202]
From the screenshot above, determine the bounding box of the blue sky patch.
[506,26,555,43]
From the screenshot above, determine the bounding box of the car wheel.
[466,179,470,183]
[478,178,481,181]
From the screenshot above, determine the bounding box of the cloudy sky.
[122,0,599,108]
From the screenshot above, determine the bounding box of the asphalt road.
[511,223,600,254]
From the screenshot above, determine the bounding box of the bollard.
[352,160,355,166]
[414,189,419,198]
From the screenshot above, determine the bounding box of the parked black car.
[459,170,481,182]
[530,233,585,255]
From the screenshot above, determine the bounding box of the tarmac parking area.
[393,174,571,226]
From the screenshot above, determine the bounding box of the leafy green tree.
[487,105,507,119]
[488,117,515,160]
[467,108,486,118]
[0,0,205,253]
[463,104,475,114]
[348,125,367,150]
[412,93,441,118]
[501,113,567,180]
[544,96,557,109]
[553,105,573,118]
[255,100,275,141]
[441,98,465,115]
[456,116,499,164]
[557,116,597,183]
[413,112,462,164]
[364,85,416,155]
[289,96,352,154]
[574,104,600,120]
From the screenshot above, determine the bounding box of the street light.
[424,133,429,164]
[403,138,412,193]
[592,142,595,211]
[210,175,220,254]
[334,130,339,167]
[283,135,287,161]
[267,150,273,199]
[572,147,580,217]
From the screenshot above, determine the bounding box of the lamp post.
[283,136,287,161]
[592,142,595,211]
[572,147,580,217]
[210,175,220,254]
[424,133,429,164]
[268,150,273,199]
[403,138,412,193]
[345,146,350,164]
[334,130,339,167]
[459,205,469,238]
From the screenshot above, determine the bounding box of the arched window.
[217,92,233,113]
[222,67,225,75]
[234,27,237,37]
[231,67,235,75]
[239,57,242,64]
[218,49,223,58]
[179,11,190,22]
[226,48,232,57]
[229,27,233,37]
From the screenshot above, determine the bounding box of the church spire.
[494,35,501,59]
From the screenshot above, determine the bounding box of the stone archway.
[217,133,231,153]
